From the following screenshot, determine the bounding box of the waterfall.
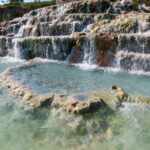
[115,33,150,72]
[115,51,150,72]
[11,17,35,59]
[82,36,96,65]
[12,38,22,59]
[52,37,58,56]
[138,20,150,33]
[1,0,150,72]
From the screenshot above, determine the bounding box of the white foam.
[34,57,65,64]
[1,56,150,76]
[110,67,150,76]
[69,62,150,77]
[74,63,98,70]
[103,67,121,73]
[129,70,150,76]
[0,56,25,63]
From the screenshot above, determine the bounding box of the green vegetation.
[132,0,150,6]
[0,1,56,22]
[9,0,24,3]
[2,1,56,9]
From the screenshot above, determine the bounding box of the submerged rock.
[24,94,54,108]
[52,93,107,114]
[23,91,33,101]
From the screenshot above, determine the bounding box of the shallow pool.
[12,62,150,96]
[0,59,150,150]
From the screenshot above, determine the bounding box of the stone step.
[11,35,75,60]
[116,51,150,72]
[117,33,150,53]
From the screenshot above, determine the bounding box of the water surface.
[0,59,150,150]
[12,62,150,96]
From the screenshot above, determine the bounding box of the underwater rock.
[52,93,107,114]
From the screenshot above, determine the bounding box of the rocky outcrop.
[52,93,107,114]
[95,33,117,66]
[111,84,150,105]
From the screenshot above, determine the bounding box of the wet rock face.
[95,33,117,66]
[51,93,107,114]
[68,32,118,66]
[67,32,86,63]
[16,36,75,60]
[112,0,135,13]
[65,0,111,13]
[118,34,150,53]
[116,51,150,72]
[0,36,8,56]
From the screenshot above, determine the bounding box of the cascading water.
[82,35,96,65]
[12,38,21,59]
[12,17,34,59]
[115,33,150,72]
[1,0,150,71]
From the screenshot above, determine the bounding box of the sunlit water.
[0,58,150,150]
